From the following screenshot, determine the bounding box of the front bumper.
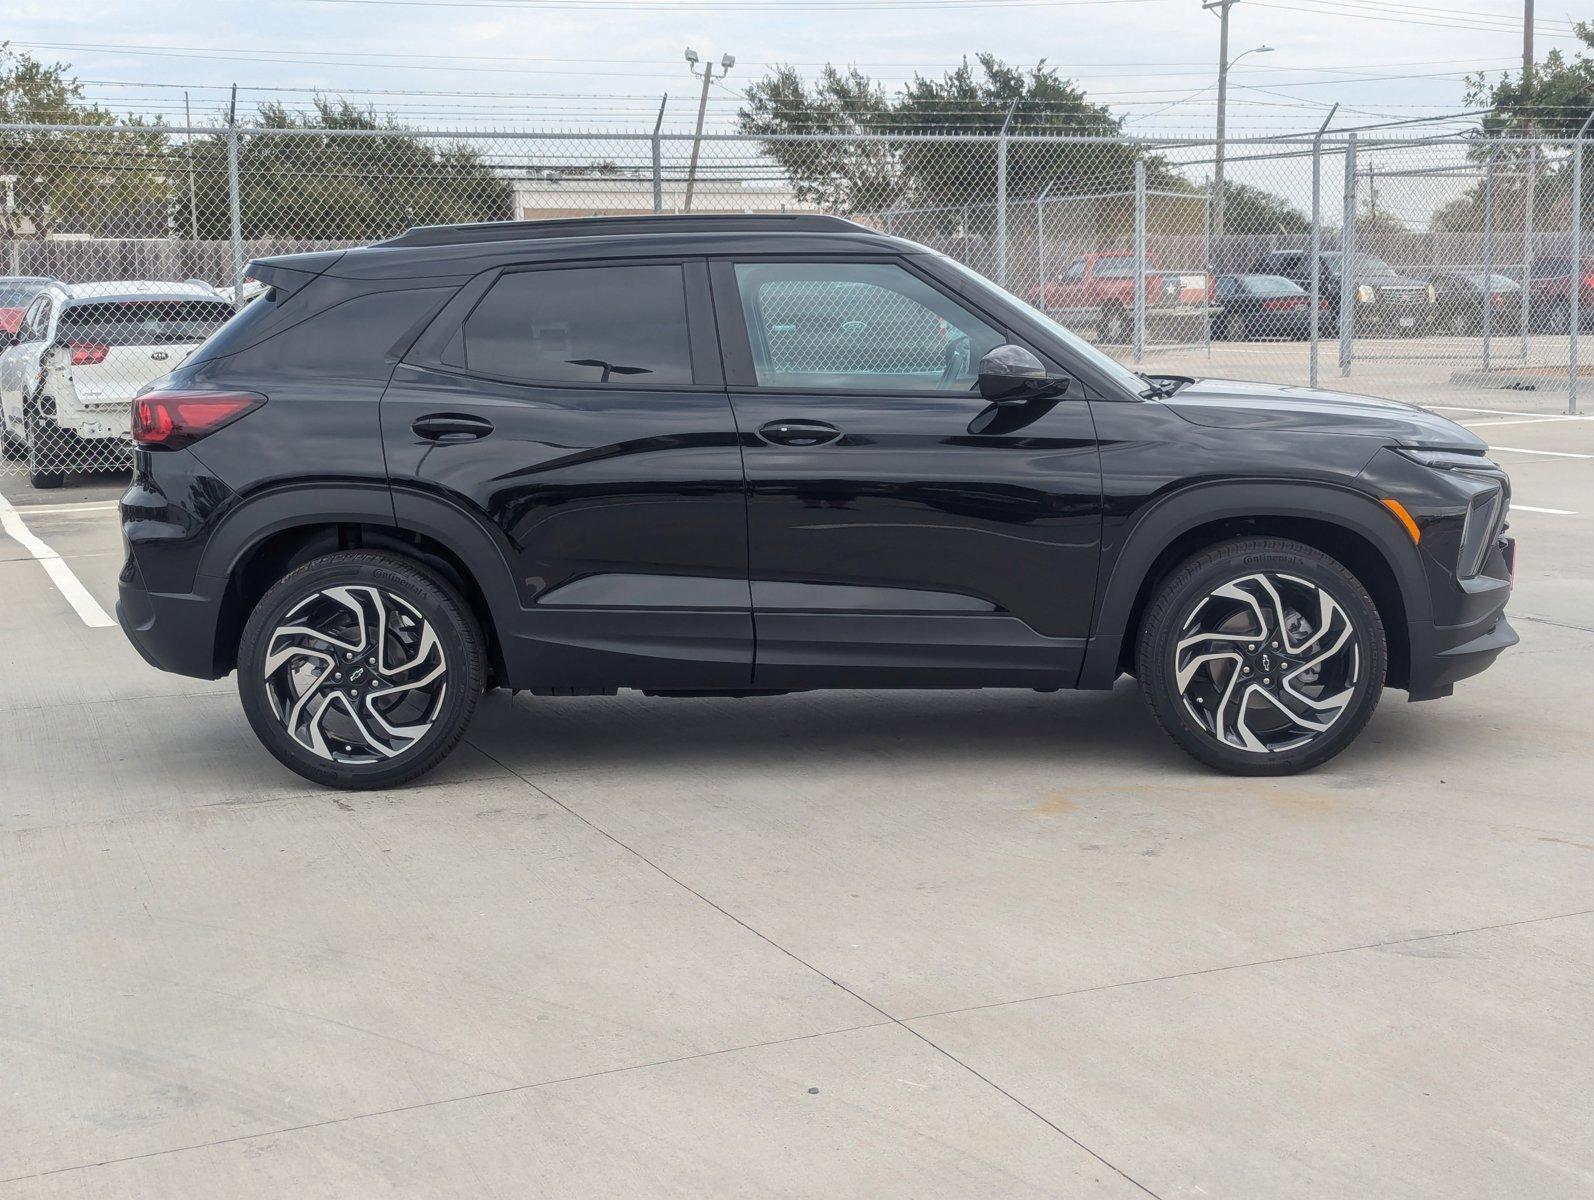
[1406,537,1517,701]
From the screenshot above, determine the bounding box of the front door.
[384,258,752,690]
[711,256,1102,690]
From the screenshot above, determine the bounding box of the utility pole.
[1204,0,1271,240]
[1522,0,1534,120]
[683,48,734,213]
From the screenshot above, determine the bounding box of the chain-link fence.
[0,120,1588,487]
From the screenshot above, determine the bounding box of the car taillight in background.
[132,389,266,449]
[68,342,109,366]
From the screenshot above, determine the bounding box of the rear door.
[711,255,1101,690]
[385,257,752,690]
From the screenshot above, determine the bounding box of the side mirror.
[977,344,1070,405]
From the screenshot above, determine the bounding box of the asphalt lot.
[2,383,1593,1197]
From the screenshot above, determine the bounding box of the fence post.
[1571,115,1591,415]
[1481,148,1496,373]
[996,101,1015,288]
[1307,118,1332,388]
[1133,158,1146,364]
[1339,132,1357,376]
[226,115,244,311]
[651,94,667,215]
[1520,144,1536,359]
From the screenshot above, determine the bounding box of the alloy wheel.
[262,585,449,763]
[1173,571,1360,754]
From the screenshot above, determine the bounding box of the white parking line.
[1490,446,1594,459]
[1513,504,1579,515]
[7,500,120,516]
[1461,416,1586,429]
[0,491,117,628]
[1429,404,1590,419]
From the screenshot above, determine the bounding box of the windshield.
[1468,273,1518,291]
[59,300,234,347]
[1322,252,1399,278]
[0,282,49,308]
[1242,275,1304,296]
[934,254,1148,397]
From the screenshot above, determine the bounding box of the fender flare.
[198,481,526,640]
[1077,478,1430,689]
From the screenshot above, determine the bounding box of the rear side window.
[463,264,693,386]
[187,289,281,363]
[59,300,233,347]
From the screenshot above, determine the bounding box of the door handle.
[412,413,494,442]
[756,418,842,448]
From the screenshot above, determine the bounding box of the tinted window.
[463,264,692,386]
[59,300,233,346]
[734,260,1004,393]
[187,289,279,363]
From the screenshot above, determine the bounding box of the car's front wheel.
[1136,537,1386,775]
[237,551,485,789]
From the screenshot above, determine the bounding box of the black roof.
[379,213,870,248]
[254,213,910,285]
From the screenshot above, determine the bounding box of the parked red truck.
[1028,251,1215,343]
[1527,256,1594,334]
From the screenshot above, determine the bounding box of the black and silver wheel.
[237,551,485,789]
[1137,537,1386,775]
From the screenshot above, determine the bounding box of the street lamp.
[683,48,735,212]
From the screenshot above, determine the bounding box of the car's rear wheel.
[1136,537,1386,775]
[1098,304,1128,344]
[237,550,485,790]
[25,406,63,489]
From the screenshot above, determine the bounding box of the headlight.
[1356,284,1376,304]
[1425,284,1437,304]
[1394,448,1499,472]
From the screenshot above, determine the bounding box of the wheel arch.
[1080,480,1428,691]
[200,483,522,681]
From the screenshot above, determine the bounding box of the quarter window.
[733,261,1003,393]
[463,264,693,386]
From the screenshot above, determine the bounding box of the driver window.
[733,260,1004,393]
[1061,260,1087,283]
[22,297,51,342]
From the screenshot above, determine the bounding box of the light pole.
[683,48,734,213]
[1205,0,1271,239]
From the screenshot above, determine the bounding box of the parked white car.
[0,280,235,487]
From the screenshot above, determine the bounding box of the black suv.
[118,215,1516,789]
[1252,250,1436,336]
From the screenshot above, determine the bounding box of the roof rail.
[378,213,870,248]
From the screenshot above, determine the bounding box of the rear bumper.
[116,556,228,680]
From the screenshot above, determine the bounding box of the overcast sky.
[8,0,1585,142]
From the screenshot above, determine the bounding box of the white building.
[509,173,814,220]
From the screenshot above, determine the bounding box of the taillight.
[132,389,265,449]
[69,341,108,366]
[1261,297,1304,311]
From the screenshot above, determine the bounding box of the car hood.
[1164,378,1485,450]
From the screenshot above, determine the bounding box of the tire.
[1549,301,1573,336]
[1098,304,1128,344]
[0,424,23,461]
[25,405,64,489]
[1136,537,1386,775]
[236,550,486,790]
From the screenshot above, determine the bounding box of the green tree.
[0,44,170,238]
[180,97,512,241]
[739,55,1176,224]
[1220,181,1309,235]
